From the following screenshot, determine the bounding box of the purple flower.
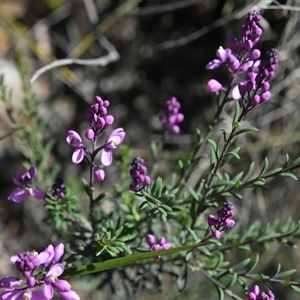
[52,178,66,199]
[85,96,114,140]
[94,167,105,182]
[206,47,232,70]
[8,166,45,203]
[1,288,48,300]
[0,277,23,288]
[146,234,171,259]
[59,290,81,300]
[43,264,71,299]
[101,128,125,166]
[129,157,151,191]
[159,97,184,135]
[208,202,235,239]
[248,285,275,300]
[66,130,85,164]
[0,243,78,300]
[206,79,223,93]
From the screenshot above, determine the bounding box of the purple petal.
[28,167,38,179]
[47,263,64,277]
[66,130,82,147]
[72,148,85,164]
[32,189,45,200]
[8,188,27,203]
[54,243,65,263]
[12,172,23,186]
[206,59,222,70]
[162,243,171,250]
[0,277,23,288]
[59,290,80,300]
[38,250,52,265]
[42,245,54,266]
[10,255,18,264]
[146,234,155,246]
[43,282,54,299]
[32,290,49,300]
[52,280,71,293]
[206,79,223,93]
[231,84,241,100]
[101,149,112,166]
[1,288,24,300]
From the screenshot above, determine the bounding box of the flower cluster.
[0,243,79,300]
[129,157,151,191]
[248,285,275,300]
[207,201,235,239]
[66,96,125,181]
[52,178,66,199]
[206,10,278,110]
[8,166,45,203]
[159,97,184,134]
[146,234,171,259]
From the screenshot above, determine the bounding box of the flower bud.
[94,167,105,182]
[206,79,223,93]
[85,129,95,141]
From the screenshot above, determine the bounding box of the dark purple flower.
[8,166,45,203]
[52,178,66,199]
[0,277,23,288]
[101,128,125,166]
[129,157,151,191]
[208,202,235,239]
[66,130,85,164]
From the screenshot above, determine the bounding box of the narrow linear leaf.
[232,101,241,126]
[259,157,269,176]
[279,173,298,180]
[62,241,208,277]
[216,286,225,300]
[235,126,259,136]
[273,269,297,279]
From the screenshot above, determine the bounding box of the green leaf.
[242,162,254,183]
[82,178,92,196]
[246,254,259,274]
[259,158,269,176]
[279,173,298,180]
[151,177,163,197]
[208,139,218,153]
[62,241,207,278]
[150,141,159,159]
[188,187,200,202]
[221,147,240,167]
[227,273,238,287]
[231,258,251,272]
[264,167,282,177]
[210,147,217,171]
[232,101,241,126]
[272,263,281,278]
[187,228,200,243]
[94,192,106,204]
[216,286,225,300]
[286,157,300,169]
[290,285,300,293]
[273,269,297,279]
[235,126,259,136]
